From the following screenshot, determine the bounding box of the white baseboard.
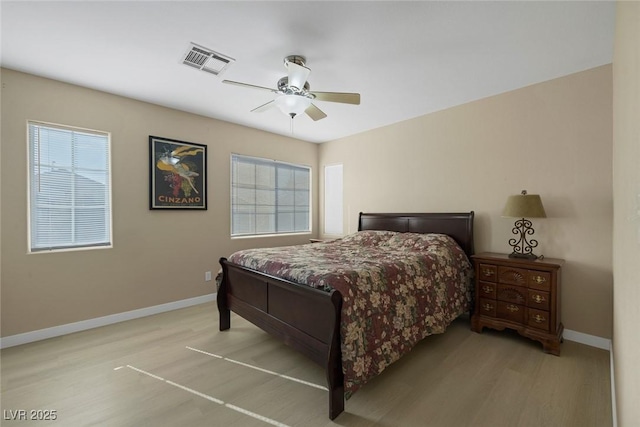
[610,346,617,427]
[0,293,216,349]
[563,328,611,351]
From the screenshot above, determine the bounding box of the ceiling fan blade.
[222,80,278,94]
[288,62,311,90]
[305,103,327,121]
[310,91,360,105]
[251,100,276,113]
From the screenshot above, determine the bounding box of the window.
[28,121,112,252]
[231,154,310,236]
[324,164,343,235]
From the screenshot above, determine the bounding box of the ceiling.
[0,1,615,143]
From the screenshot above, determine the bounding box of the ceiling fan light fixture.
[275,94,311,118]
[224,54,360,122]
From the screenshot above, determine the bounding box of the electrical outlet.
[205,271,212,282]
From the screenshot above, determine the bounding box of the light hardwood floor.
[1,302,612,427]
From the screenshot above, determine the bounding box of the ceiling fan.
[222,55,360,121]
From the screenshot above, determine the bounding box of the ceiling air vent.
[182,43,234,76]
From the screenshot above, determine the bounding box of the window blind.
[231,154,310,236]
[28,122,112,252]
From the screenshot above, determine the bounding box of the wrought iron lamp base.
[508,217,540,260]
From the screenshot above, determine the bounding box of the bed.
[217,212,475,419]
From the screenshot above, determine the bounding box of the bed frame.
[217,212,474,419]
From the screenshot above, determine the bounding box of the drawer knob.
[506,304,519,312]
[532,294,546,304]
[483,269,493,277]
[533,275,546,284]
[482,286,492,294]
[533,314,546,323]
[483,303,494,311]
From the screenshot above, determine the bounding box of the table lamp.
[502,190,546,259]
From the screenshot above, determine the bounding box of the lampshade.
[502,190,547,218]
[275,94,311,118]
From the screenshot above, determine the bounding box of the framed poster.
[149,135,207,209]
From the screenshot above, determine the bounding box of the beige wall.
[1,64,615,344]
[0,69,319,337]
[319,65,613,339]
[613,2,640,424]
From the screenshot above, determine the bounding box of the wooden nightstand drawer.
[496,301,525,324]
[497,283,526,305]
[528,308,550,331]
[479,264,497,282]
[478,298,497,317]
[528,289,550,310]
[478,281,496,298]
[528,271,551,291]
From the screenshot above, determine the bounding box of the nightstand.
[470,252,564,355]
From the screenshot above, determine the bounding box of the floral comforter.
[227,230,473,396]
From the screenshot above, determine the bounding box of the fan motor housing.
[277,77,311,95]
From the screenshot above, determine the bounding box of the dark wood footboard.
[218,257,344,419]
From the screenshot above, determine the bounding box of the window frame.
[26,120,113,253]
[230,153,312,238]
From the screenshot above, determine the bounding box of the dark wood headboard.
[358,212,475,258]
